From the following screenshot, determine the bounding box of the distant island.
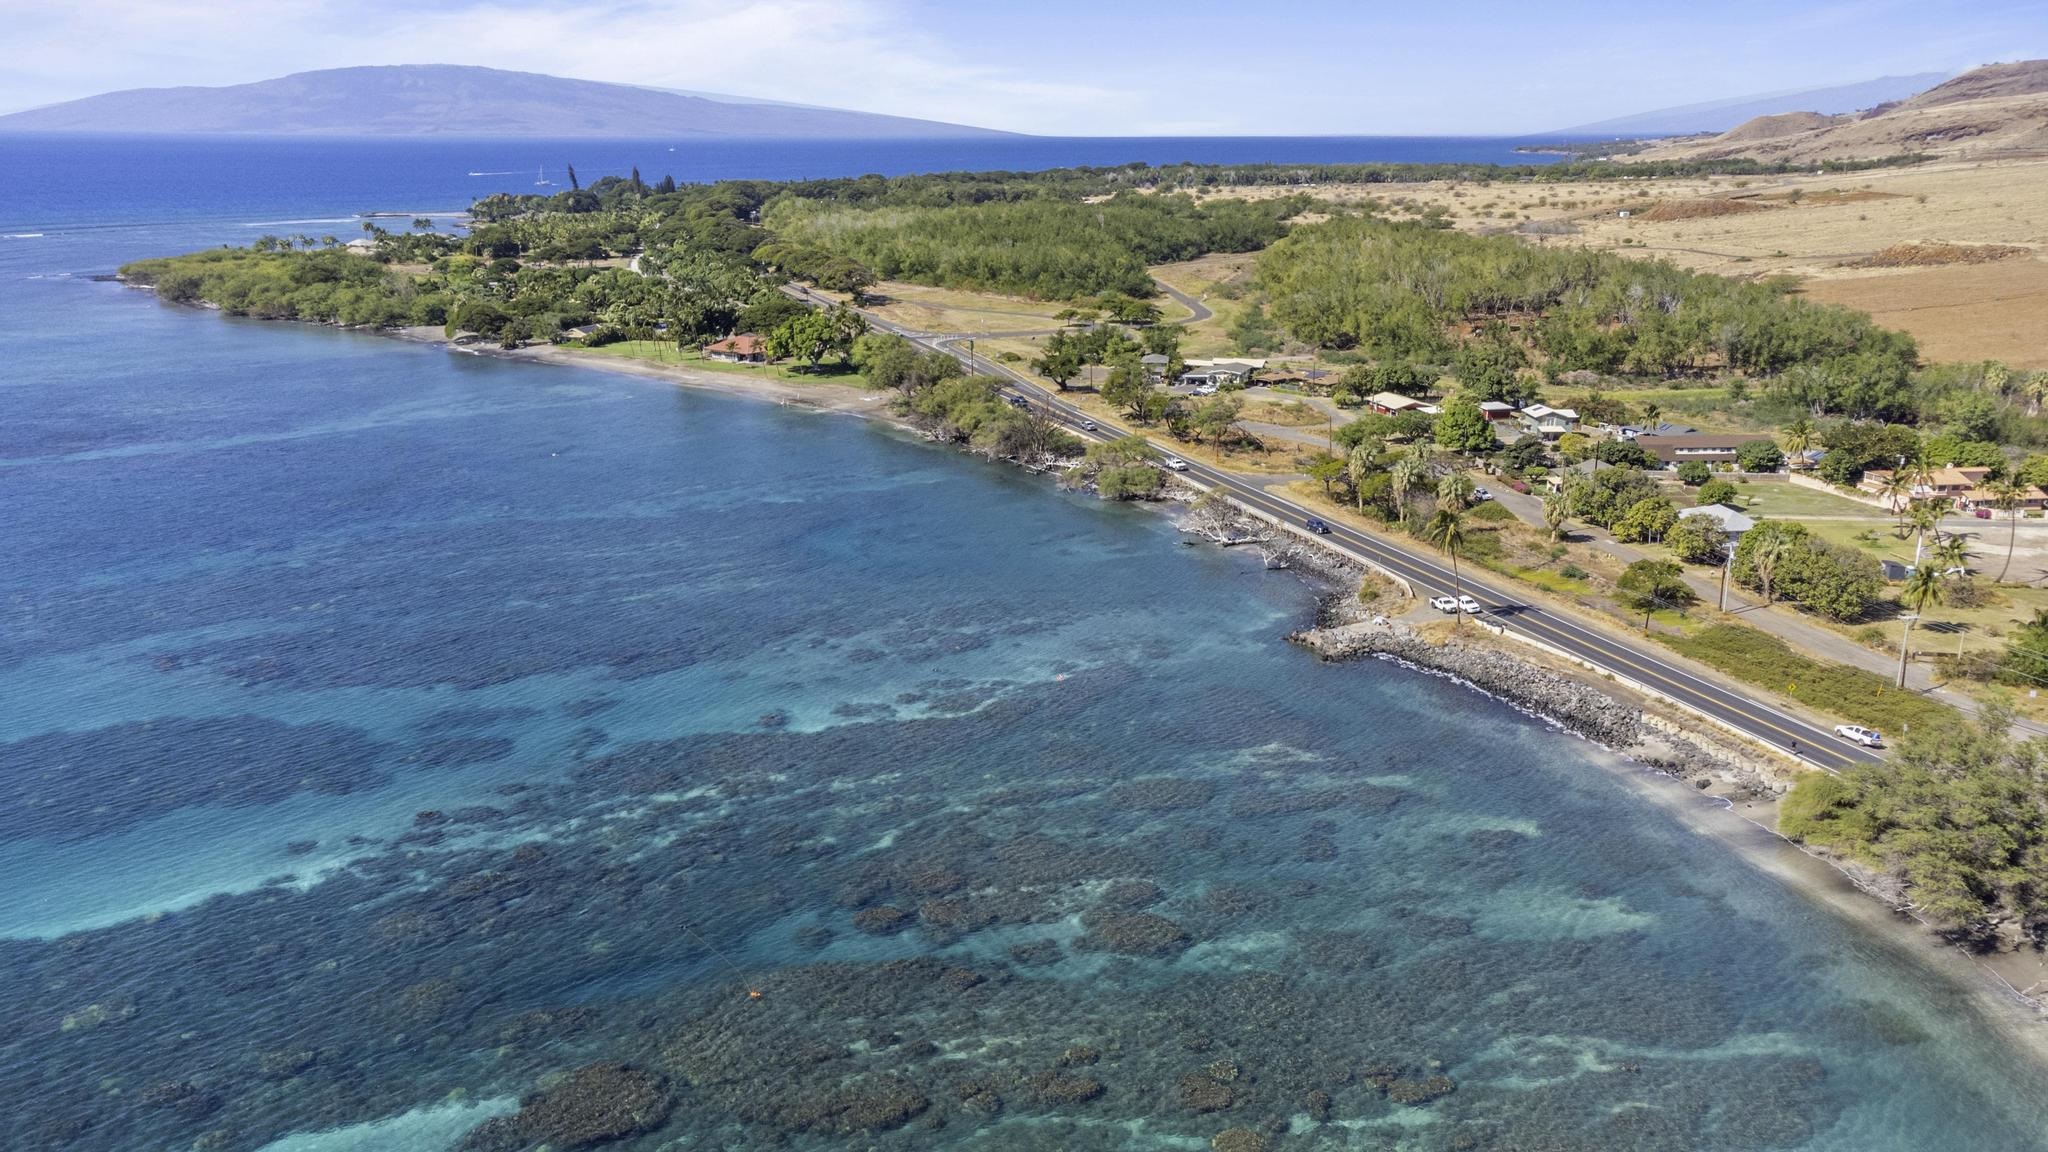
[0,64,1013,139]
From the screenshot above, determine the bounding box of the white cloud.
[0,0,1140,133]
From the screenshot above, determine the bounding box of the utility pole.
[1718,550,1732,613]
[1897,613,1919,689]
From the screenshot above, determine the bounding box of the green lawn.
[1732,479,1887,521]
[577,341,870,387]
[1660,623,1957,734]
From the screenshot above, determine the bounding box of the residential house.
[1611,420,1698,440]
[1179,359,1262,388]
[1852,465,2039,510]
[704,334,767,363]
[1478,401,1517,422]
[1633,433,1774,468]
[1963,480,2048,512]
[1545,458,1606,491]
[1140,352,1171,382]
[1516,404,1580,439]
[1678,503,1756,538]
[1367,391,1427,415]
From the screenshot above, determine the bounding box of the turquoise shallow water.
[4,138,2048,1150]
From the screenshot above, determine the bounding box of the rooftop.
[1679,503,1757,533]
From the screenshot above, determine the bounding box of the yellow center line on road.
[1211,472,1864,768]
[897,315,1872,771]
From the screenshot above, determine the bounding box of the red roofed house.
[705,334,767,363]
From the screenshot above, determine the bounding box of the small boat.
[535,166,554,187]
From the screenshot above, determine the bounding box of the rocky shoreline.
[1288,617,1783,800]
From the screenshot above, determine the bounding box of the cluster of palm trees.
[1785,414,2034,584]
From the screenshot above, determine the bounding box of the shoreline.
[388,325,906,424]
[1289,611,2048,1036]
[127,298,2048,1047]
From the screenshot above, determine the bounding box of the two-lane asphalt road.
[796,282,1882,771]
[941,345,1880,775]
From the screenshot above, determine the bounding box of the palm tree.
[1437,472,1476,512]
[1933,532,1972,574]
[1752,530,1791,605]
[1423,506,1468,622]
[2024,372,2048,419]
[1389,451,1430,527]
[1880,471,1914,535]
[1895,562,1948,687]
[1640,402,1661,429]
[1906,497,1948,564]
[1347,444,1375,511]
[1542,488,1570,542]
[1781,417,1815,457]
[1990,481,2025,583]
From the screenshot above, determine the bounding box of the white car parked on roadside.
[1429,595,1459,613]
[1456,595,1483,614]
[1834,724,1884,748]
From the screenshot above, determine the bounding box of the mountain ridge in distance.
[1554,71,1949,137]
[0,64,1014,139]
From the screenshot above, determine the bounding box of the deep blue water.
[3,135,2047,1151]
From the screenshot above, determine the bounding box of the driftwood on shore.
[1177,491,1327,570]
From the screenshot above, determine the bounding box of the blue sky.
[6,0,2046,133]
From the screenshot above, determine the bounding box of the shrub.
[1777,772,1880,849]
[1677,460,1712,486]
[1612,496,1678,543]
[1096,465,1163,500]
[1665,513,1728,564]
[1735,440,1785,472]
[1660,624,1955,731]
[1618,559,1695,615]
[1696,478,1739,506]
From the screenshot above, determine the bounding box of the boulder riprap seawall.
[1290,618,1784,800]
[1292,619,1643,747]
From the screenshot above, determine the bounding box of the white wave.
[253,1097,515,1152]
[5,232,44,238]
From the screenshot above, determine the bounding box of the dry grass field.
[1800,258,2048,368]
[1196,156,2048,367]
[830,281,1077,335]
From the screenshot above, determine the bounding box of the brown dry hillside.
[1716,110,1843,143]
[1638,60,2048,162]
[1892,60,2048,111]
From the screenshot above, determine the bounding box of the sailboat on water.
[534,166,554,187]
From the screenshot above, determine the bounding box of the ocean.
[3,134,2046,1151]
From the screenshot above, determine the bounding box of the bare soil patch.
[1843,242,2030,268]
[1635,198,1774,222]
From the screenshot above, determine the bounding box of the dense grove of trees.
[1780,705,2047,941]
[1730,520,1884,621]
[1256,214,1918,398]
[763,193,1304,300]
[120,248,445,328]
